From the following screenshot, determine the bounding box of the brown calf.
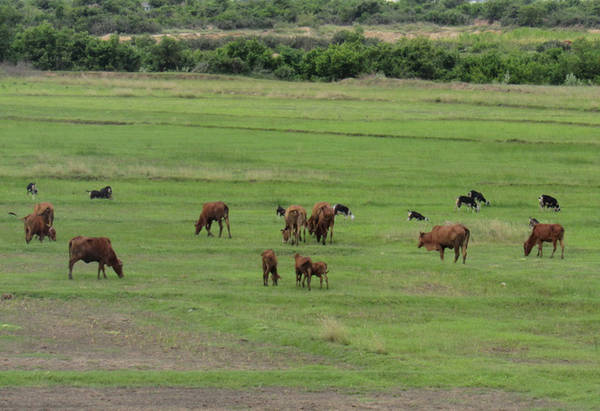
[261,249,280,286]
[294,253,312,288]
[195,201,231,238]
[307,202,330,235]
[302,261,329,291]
[68,236,123,280]
[282,205,306,246]
[418,224,470,264]
[315,205,335,245]
[524,223,564,259]
[33,202,54,226]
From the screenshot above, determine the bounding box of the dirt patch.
[0,297,331,371]
[0,387,559,410]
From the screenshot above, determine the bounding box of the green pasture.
[0,73,599,407]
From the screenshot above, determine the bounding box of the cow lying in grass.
[261,249,280,286]
[418,224,470,264]
[408,210,428,221]
[524,223,564,259]
[68,236,123,280]
[87,186,112,199]
[195,201,231,238]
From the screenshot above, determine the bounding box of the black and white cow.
[333,204,354,220]
[407,210,429,221]
[538,195,560,212]
[87,186,112,199]
[456,195,480,212]
[276,205,286,217]
[468,190,490,206]
[27,182,38,197]
[528,217,540,229]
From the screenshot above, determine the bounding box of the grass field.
[1,72,599,408]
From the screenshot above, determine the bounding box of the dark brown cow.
[294,253,312,288]
[9,212,56,243]
[261,249,280,286]
[68,236,123,280]
[195,201,231,238]
[418,224,470,264]
[315,205,335,245]
[307,202,330,234]
[282,205,306,245]
[524,223,564,259]
[302,261,328,291]
[34,202,54,226]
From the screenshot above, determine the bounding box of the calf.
[282,205,306,245]
[333,203,354,220]
[315,205,335,245]
[33,202,54,226]
[407,210,429,221]
[294,253,312,288]
[87,186,113,199]
[68,236,123,279]
[27,182,38,197]
[276,205,286,217]
[195,201,231,238]
[539,195,560,212]
[456,195,480,212]
[261,249,280,286]
[307,202,330,235]
[468,190,490,206]
[302,261,328,291]
[418,224,470,264]
[528,217,540,229]
[524,223,564,259]
[9,212,56,243]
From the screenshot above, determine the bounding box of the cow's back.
[202,201,228,217]
[69,236,112,260]
[431,224,468,245]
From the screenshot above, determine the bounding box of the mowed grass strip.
[0,73,599,408]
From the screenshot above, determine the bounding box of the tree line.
[4,24,600,86]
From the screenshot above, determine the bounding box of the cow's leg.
[454,245,460,263]
[102,265,107,279]
[306,270,312,291]
[97,264,102,280]
[329,224,334,244]
[206,221,213,237]
[325,274,329,289]
[537,241,543,257]
[560,238,565,259]
[218,219,223,238]
[225,215,232,238]
[439,247,444,261]
[68,258,77,280]
[462,244,467,264]
[551,239,557,258]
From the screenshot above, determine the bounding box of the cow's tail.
[223,204,229,217]
[463,227,470,250]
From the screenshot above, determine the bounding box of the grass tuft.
[319,316,350,346]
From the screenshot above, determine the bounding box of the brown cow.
[34,202,54,226]
[524,223,564,259]
[195,201,231,238]
[294,253,312,288]
[307,202,330,234]
[418,224,470,264]
[282,205,306,246]
[9,212,56,243]
[261,249,280,286]
[302,261,328,291]
[68,236,123,280]
[315,205,335,245]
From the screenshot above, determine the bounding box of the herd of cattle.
[9,184,566,289]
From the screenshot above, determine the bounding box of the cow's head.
[25,227,33,244]
[113,259,124,278]
[523,241,533,256]
[417,232,425,248]
[47,226,56,241]
[281,227,290,243]
[195,220,202,235]
[554,205,561,212]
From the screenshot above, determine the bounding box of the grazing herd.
[7,183,566,289]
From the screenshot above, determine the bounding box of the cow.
[528,217,540,229]
[468,190,490,206]
[418,224,470,264]
[282,205,306,245]
[408,210,429,221]
[294,253,312,288]
[456,195,480,212]
[27,182,38,197]
[68,236,123,280]
[539,195,560,212]
[87,186,112,199]
[302,261,328,291]
[33,202,54,226]
[195,201,231,238]
[524,223,564,259]
[261,249,280,286]
[333,204,354,220]
[276,205,286,217]
[8,211,56,243]
[307,202,330,235]
[315,205,335,245]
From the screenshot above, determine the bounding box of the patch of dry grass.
[319,316,350,345]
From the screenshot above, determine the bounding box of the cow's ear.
[419,232,424,236]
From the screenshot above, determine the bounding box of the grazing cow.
[33,202,54,226]
[87,186,112,199]
[528,217,540,229]
[261,249,280,286]
[68,236,123,280]
[195,201,231,238]
[294,253,313,288]
[333,203,354,220]
[27,182,38,197]
[524,223,564,259]
[8,211,56,243]
[302,261,328,291]
[315,205,335,245]
[418,224,470,264]
[468,190,490,206]
[282,205,307,245]
[539,195,560,212]
[455,195,480,212]
[307,202,330,234]
[407,210,429,221]
[276,205,286,217]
